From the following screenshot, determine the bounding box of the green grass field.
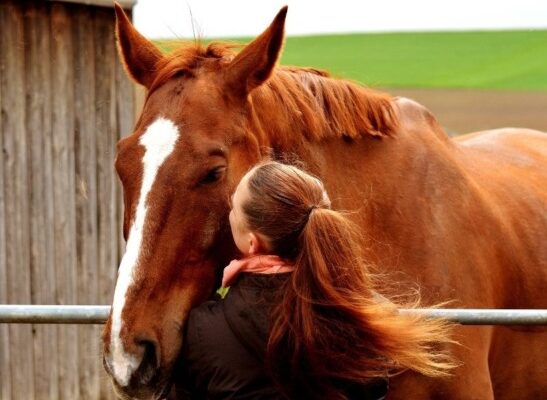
[155,30,547,91]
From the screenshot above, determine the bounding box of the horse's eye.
[200,166,226,185]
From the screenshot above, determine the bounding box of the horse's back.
[456,127,546,144]
[456,127,547,169]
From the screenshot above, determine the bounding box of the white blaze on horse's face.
[110,117,180,387]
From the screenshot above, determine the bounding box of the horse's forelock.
[147,42,237,95]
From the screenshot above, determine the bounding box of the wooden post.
[0,2,134,398]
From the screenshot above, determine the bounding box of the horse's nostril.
[134,339,159,385]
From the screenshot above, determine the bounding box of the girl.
[182,161,455,400]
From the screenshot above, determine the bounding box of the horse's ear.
[225,6,288,97]
[114,2,163,88]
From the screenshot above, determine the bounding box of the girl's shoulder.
[183,296,284,399]
[184,275,285,365]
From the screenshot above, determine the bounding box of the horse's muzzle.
[103,337,166,399]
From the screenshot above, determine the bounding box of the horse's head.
[102,4,288,399]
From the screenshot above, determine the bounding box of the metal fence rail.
[1,305,547,325]
[0,305,110,324]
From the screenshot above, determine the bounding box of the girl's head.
[229,161,331,258]
[229,161,455,400]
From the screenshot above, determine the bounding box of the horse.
[102,4,547,399]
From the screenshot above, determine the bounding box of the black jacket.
[181,273,387,400]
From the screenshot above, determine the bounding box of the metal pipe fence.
[1,305,547,325]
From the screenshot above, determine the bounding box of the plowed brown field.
[387,88,547,136]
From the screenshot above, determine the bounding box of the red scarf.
[221,254,295,288]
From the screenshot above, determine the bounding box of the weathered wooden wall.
[0,1,135,398]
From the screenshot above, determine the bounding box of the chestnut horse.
[102,4,547,400]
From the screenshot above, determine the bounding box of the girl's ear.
[248,232,266,255]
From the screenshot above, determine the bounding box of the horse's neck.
[267,96,469,260]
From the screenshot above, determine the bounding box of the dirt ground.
[386,88,547,136]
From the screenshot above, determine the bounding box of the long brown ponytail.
[242,161,455,399]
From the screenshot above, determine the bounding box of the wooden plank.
[94,7,119,317]
[134,85,145,122]
[106,7,121,302]
[115,24,135,259]
[73,5,102,399]
[1,2,36,399]
[0,2,12,398]
[24,3,61,399]
[50,3,79,398]
[39,2,61,399]
[94,8,121,398]
[35,2,62,396]
[112,29,135,398]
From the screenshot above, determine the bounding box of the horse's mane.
[150,42,399,145]
[252,66,398,146]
